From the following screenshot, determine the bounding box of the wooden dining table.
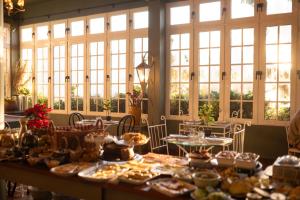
[0,162,190,200]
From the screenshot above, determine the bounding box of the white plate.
[78,164,127,182]
[100,154,143,165]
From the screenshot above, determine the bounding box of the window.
[266,0,292,15]
[133,11,148,29]
[110,39,127,113]
[230,28,254,119]
[3,25,11,98]
[110,14,127,32]
[21,8,148,116]
[20,48,33,107]
[36,25,49,40]
[170,5,190,25]
[21,27,33,42]
[133,37,148,113]
[166,1,297,124]
[231,0,255,19]
[89,41,105,112]
[199,1,221,22]
[36,47,49,104]
[264,25,292,121]
[89,17,105,34]
[53,23,66,39]
[53,45,66,111]
[70,43,85,111]
[198,31,221,120]
[169,33,190,116]
[70,20,85,37]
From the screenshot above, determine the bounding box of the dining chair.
[231,123,246,153]
[146,116,169,155]
[68,112,84,126]
[285,125,300,156]
[116,114,135,137]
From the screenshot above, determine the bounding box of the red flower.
[25,104,52,129]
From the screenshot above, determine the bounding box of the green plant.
[198,103,215,125]
[103,99,112,116]
[37,96,48,105]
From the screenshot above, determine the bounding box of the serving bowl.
[192,171,221,188]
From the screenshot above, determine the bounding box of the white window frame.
[50,19,68,114]
[20,24,35,108]
[166,0,298,125]
[193,0,226,121]
[86,13,108,115]
[166,1,194,121]
[67,17,87,114]
[107,10,130,117]
[258,6,298,126]
[34,22,51,106]
[129,7,149,117]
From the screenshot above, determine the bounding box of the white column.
[0,0,4,129]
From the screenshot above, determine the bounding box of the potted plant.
[103,99,112,121]
[11,60,31,110]
[127,88,143,125]
[198,103,215,137]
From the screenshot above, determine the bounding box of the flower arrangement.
[127,88,143,107]
[25,104,52,129]
[12,60,31,96]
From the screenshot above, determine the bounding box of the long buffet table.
[0,162,188,200]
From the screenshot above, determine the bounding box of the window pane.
[89,17,104,34]
[170,5,190,25]
[21,27,32,42]
[133,11,148,29]
[231,0,254,19]
[264,25,291,121]
[266,0,292,15]
[71,20,84,36]
[53,23,65,39]
[53,45,65,110]
[111,14,127,32]
[230,28,254,119]
[199,1,221,22]
[198,31,221,119]
[36,25,48,40]
[36,47,49,105]
[169,33,190,116]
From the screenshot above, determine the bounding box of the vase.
[128,106,141,126]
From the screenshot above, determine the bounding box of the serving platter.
[147,178,196,197]
[50,162,94,177]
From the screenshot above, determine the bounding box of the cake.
[102,142,134,161]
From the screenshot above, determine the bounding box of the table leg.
[0,179,7,200]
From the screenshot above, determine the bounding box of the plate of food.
[119,168,159,185]
[215,151,238,166]
[235,152,260,169]
[51,162,94,177]
[147,178,196,197]
[187,150,212,167]
[78,163,128,182]
[143,153,189,166]
[121,132,149,146]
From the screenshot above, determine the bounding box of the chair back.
[146,116,169,154]
[232,123,246,153]
[68,113,84,126]
[117,115,135,137]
